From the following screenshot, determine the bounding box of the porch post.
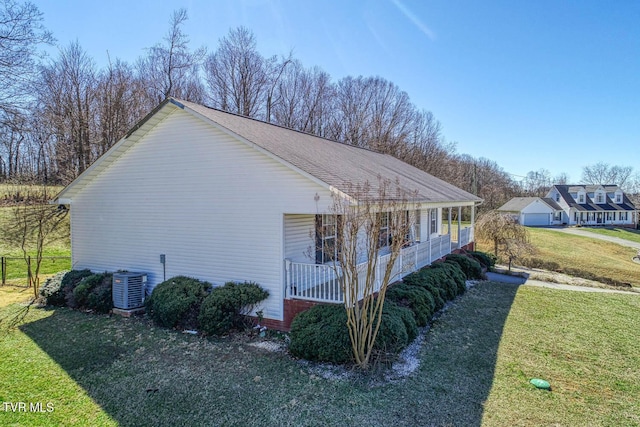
[448,207,452,240]
[471,204,475,241]
[457,206,462,248]
[284,259,291,299]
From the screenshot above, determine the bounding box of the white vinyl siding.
[284,215,315,263]
[70,110,331,321]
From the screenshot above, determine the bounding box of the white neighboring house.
[545,184,637,226]
[499,184,638,227]
[497,197,564,226]
[53,98,482,330]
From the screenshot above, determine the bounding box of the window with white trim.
[616,194,622,203]
[596,193,603,203]
[377,212,390,249]
[430,209,437,235]
[315,214,342,264]
[579,194,585,203]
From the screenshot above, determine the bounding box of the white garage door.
[523,213,550,226]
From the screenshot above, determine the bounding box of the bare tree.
[137,8,206,108]
[581,162,634,188]
[96,57,146,156]
[475,210,530,262]
[204,26,269,117]
[36,41,98,182]
[1,185,69,298]
[327,177,416,369]
[0,0,54,115]
[522,168,551,196]
[271,60,335,135]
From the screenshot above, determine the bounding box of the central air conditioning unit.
[112,272,147,310]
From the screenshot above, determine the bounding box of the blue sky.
[32,0,640,184]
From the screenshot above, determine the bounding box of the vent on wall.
[112,272,147,310]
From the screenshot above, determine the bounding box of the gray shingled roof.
[56,98,481,205]
[178,99,480,204]
[498,197,561,212]
[553,184,636,211]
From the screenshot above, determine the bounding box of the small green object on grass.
[530,378,551,390]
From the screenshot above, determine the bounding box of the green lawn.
[581,226,640,245]
[0,206,71,285]
[478,227,639,287]
[1,282,638,426]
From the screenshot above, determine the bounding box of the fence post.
[27,256,31,288]
[1,257,5,285]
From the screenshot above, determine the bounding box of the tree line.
[1,3,638,210]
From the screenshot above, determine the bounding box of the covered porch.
[283,205,475,304]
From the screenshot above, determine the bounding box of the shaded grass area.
[483,286,640,426]
[1,283,638,426]
[1,283,515,426]
[582,226,640,245]
[478,227,639,287]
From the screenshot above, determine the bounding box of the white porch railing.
[285,234,454,303]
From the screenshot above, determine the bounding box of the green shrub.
[438,261,468,295]
[445,253,483,280]
[401,269,447,310]
[86,273,114,313]
[380,301,417,345]
[146,276,212,329]
[198,281,269,336]
[467,250,496,268]
[71,273,114,313]
[63,269,95,308]
[422,266,459,301]
[386,283,435,327]
[288,304,352,363]
[39,271,69,306]
[288,300,417,364]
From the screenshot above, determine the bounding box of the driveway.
[547,227,640,250]
[486,272,639,295]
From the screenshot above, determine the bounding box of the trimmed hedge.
[39,271,69,306]
[385,282,435,327]
[198,281,269,336]
[288,304,352,363]
[62,269,95,308]
[72,273,114,313]
[467,251,496,268]
[444,253,483,280]
[288,300,417,364]
[40,270,113,313]
[146,276,212,330]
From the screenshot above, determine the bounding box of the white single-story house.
[499,185,637,227]
[53,98,482,330]
[497,197,564,226]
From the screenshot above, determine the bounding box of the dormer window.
[596,194,603,203]
[616,194,622,203]
[578,194,585,203]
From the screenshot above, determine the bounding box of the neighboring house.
[53,98,481,330]
[499,185,637,227]
[497,197,564,226]
[546,184,637,226]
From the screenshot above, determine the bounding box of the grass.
[581,226,640,245]
[1,282,638,426]
[0,206,71,285]
[477,227,639,287]
[483,286,640,426]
